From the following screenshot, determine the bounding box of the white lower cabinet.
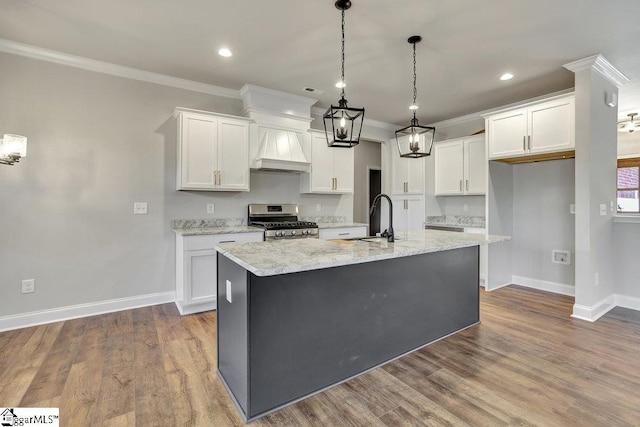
[175,231,263,314]
[319,226,367,240]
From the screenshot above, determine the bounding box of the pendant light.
[619,113,640,133]
[323,0,365,148]
[396,36,435,158]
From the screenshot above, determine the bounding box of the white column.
[563,55,629,321]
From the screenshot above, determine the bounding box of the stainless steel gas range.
[248,204,319,240]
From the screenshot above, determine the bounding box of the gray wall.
[353,140,381,225]
[613,223,640,299]
[512,159,575,285]
[0,52,354,317]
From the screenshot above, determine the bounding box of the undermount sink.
[333,236,403,243]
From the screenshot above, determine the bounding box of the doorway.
[368,168,382,236]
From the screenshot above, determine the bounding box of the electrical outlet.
[134,202,148,215]
[599,204,607,216]
[22,279,35,294]
[610,201,615,213]
[552,250,571,265]
[570,204,575,214]
[463,204,469,212]
[226,280,232,303]
[207,203,215,214]
[316,203,322,213]
[594,272,600,287]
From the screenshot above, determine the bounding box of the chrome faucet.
[369,193,394,242]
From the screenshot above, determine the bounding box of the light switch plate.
[134,202,148,215]
[599,204,607,216]
[207,203,215,214]
[22,279,35,294]
[316,203,322,213]
[570,204,575,214]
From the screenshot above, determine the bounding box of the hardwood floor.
[1,285,639,426]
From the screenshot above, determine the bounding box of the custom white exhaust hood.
[240,84,318,173]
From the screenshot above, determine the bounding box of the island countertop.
[216,229,509,277]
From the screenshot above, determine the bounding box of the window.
[617,158,640,213]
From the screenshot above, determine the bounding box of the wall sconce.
[605,91,618,108]
[0,134,28,165]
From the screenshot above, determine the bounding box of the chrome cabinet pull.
[218,240,236,243]
[459,180,463,191]
[466,180,469,191]
[528,135,531,151]
[218,170,221,185]
[338,232,350,236]
[523,136,526,151]
[335,177,338,190]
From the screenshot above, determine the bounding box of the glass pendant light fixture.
[323,0,365,148]
[396,36,435,158]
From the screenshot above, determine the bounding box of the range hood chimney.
[240,84,318,173]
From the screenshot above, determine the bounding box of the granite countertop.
[216,229,509,277]
[424,216,486,228]
[316,222,368,229]
[174,226,264,236]
[172,218,264,236]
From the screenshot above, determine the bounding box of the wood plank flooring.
[1,285,639,426]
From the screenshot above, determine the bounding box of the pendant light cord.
[412,40,417,121]
[341,8,346,100]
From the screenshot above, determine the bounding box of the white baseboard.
[484,281,511,292]
[511,275,575,296]
[572,294,616,322]
[0,291,175,332]
[615,294,640,312]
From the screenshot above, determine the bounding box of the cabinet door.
[392,153,424,194]
[185,249,217,308]
[332,145,354,193]
[487,109,527,159]
[528,97,574,154]
[407,156,425,194]
[310,133,334,193]
[434,140,464,195]
[464,136,486,195]
[179,114,218,189]
[218,118,250,191]
[392,196,424,237]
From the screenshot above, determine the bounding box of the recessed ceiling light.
[500,72,514,81]
[335,81,346,89]
[218,48,233,58]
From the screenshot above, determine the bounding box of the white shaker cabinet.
[301,130,354,194]
[176,108,252,191]
[486,95,574,160]
[434,135,486,195]
[392,195,425,237]
[175,231,264,314]
[392,140,425,195]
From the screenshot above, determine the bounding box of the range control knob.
[275,231,282,237]
[291,230,297,236]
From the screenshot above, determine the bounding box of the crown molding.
[0,38,241,99]
[240,84,317,107]
[563,54,630,88]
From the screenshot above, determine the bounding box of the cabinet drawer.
[319,227,367,240]
[183,231,264,251]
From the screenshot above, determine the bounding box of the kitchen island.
[216,230,509,422]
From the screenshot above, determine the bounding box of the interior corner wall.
[512,159,575,287]
[0,52,353,319]
[573,68,618,309]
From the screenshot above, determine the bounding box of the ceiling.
[2,0,640,125]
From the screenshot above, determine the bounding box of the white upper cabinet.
[392,136,425,195]
[301,130,354,194]
[486,95,574,160]
[434,135,486,196]
[176,108,251,191]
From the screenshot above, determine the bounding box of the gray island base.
[216,231,509,422]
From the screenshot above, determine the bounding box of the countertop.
[173,226,263,236]
[216,229,509,277]
[424,215,486,228]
